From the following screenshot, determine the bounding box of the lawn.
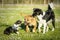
[0,4,60,40]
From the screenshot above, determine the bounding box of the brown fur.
[24,15,37,32]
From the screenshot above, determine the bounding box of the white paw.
[43,32,45,34]
[33,30,35,32]
[46,30,48,32]
[16,32,19,34]
[46,28,48,32]
[52,28,54,31]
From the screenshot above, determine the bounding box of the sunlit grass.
[0,5,60,40]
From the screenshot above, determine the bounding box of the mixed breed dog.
[4,4,55,35]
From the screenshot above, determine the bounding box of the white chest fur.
[12,24,19,30]
[37,11,45,21]
[37,12,47,34]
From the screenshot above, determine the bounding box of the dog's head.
[24,15,31,25]
[32,8,43,16]
[24,15,36,26]
[15,20,22,24]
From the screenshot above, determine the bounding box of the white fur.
[37,12,48,34]
[43,11,45,16]
[49,2,55,9]
[16,32,19,34]
[46,25,49,32]
[12,24,19,30]
[33,29,35,32]
[52,28,54,31]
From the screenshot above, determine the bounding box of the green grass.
[0,5,60,40]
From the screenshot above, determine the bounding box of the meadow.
[0,4,60,40]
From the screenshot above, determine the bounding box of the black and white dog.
[33,4,55,34]
[4,20,22,35]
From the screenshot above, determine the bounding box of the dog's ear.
[36,9,43,15]
[40,11,43,15]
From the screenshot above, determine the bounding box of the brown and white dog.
[24,15,37,32]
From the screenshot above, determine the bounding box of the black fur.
[33,5,55,28]
[43,4,55,28]
[15,20,22,24]
[32,8,43,17]
[4,26,18,35]
[4,20,22,35]
[4,26,13,35]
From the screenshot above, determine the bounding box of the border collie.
[4,20,22,35]
[33,4,55,34]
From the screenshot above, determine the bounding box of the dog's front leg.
[38,22,42,33]
[26,25,29,32]
[33,25,36,32]
[43,21,47,34]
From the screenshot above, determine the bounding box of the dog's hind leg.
[52,18,55,31]
[46,24,49,32]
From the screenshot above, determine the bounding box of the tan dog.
[24,15,37,32]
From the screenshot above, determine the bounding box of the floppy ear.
[41,11,43,15]
[39,9,43,15]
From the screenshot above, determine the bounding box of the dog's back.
[43,4,55,22]
[4,26,12,35]
[42,4,55,29]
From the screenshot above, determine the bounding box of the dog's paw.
[52,28,54,31]
[16,32,19,35]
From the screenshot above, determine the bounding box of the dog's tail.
[48,4,52,10]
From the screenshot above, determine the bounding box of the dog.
[4,20,22,35]
[33,4,55,34]
[24,14,37,32]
